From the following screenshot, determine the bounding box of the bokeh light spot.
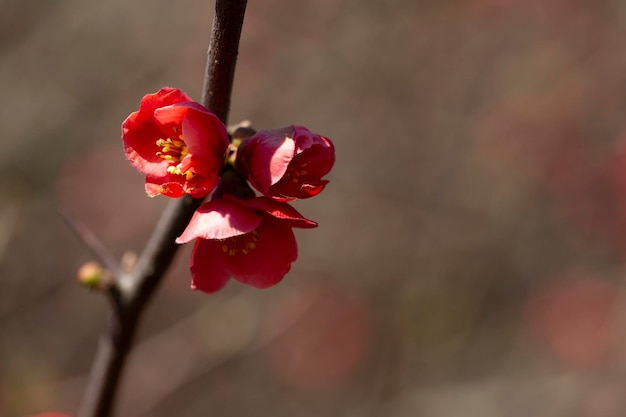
[266,286,370,390]
[524,275,619,368]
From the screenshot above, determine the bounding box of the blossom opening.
[222,229,260,256]
[155,136,195,180]
[122,87,229,198]
[284,161,309,184]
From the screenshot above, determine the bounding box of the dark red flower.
[176,196,317,293]
[236,125,335,200]
[122,87,229,198]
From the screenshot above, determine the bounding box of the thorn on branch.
[59,208,125,309]
[59,208,121,277]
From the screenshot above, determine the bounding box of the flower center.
[156,128,195,180]
[284,161,309,183]
[222,229,260,256]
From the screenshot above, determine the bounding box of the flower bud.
[235,125,335,200]
[77,261,107,289]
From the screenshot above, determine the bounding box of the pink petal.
[231,196,318,229]
[122,88,192,179]
[190,239,231,293]
[139,88,192,115]
[293,126,332,152]
[184,175,219,199]
[264,129,335,199]
[181,105,229,160]
[122,113,170,178]
[153,104,227,182]
[222,217,298,289]
[152,103,190,134]
[176,199,262,243]
[240,126,296,193]
[293,137,336,178]
[145,176,185,198]
[269,178,329,200]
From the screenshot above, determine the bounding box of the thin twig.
[58,208,121,278]
[77,1,247,416]
[59,209,124,309]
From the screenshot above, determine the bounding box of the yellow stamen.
[223,230,260,257]
[156,136,194,180]
[283,163,311,184]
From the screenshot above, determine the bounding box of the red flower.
[236,125,335,200]
[122,87,229,198]
[176,196,317,293]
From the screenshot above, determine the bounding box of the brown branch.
[77,1,248,417]
[201,0,247,122]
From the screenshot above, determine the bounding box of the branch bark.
[77,2,247,416]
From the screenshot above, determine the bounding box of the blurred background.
[3,0,626,416]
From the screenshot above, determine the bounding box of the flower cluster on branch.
[122,87,335,292]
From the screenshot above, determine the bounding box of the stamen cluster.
[122,87,335,292]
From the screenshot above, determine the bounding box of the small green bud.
[77,261,106,289]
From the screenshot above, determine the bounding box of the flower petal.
[152,101,228,161]
[140,88,192,113]
[122,88,192,178]
[122,113,169,178]
[229,196,318,229]
[190,239,231,293]
[176,199,262,243]
[292,129,335,177]
[265,127,335,199]
[222,217,298,289]
[181,105,230,162]
[145,177,185,198]
[153,103,228,187]
[238,126,296,193]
